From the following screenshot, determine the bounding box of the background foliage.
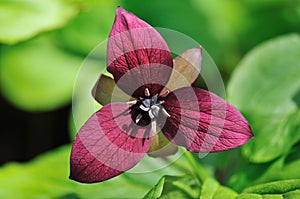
[0,0,300,198]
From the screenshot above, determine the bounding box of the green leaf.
[227,33,300,163]
[235,180,300,198]
[243,179,300,195]
[143,177,165,199]
[255,153,300,185]
[0,0,78,44]
[0,35,85,111]
[227,158,282,192]
[200,178,237,199]
[212,186,239,199]
[143,175,201,199]
[0,144,200,199]
[1,146,175,198]
[228,142,300,191]
[70,58,104,139]
[56,1,117,56]
[0,145,152,199]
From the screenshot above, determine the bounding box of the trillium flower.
[70,7,253,183]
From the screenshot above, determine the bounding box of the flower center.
[138,94,164,121]
[129,88,170,132]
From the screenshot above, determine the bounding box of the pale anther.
[145,88,150,97]
[151,120,157,134]
[162,107,171,117]
[127,100,137,105]
[139,105,150,111]
[160,89,170,97]
[151,105,160,111]
[148,110,155,120]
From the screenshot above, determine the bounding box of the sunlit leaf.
[0,144,198,199]
[143,177,165,199]
[143,175,201,199]
[0,0,78,44]
[0,145,150,199]
[200,178,237,199]
[243,179,300,195]
[228,34,300,163]
[70,56,104,139]
[57,0,117,56]
[0,35,83,111]
[237,190,300,199]
[254,146,300,185]
[258,162,300,183]
[228,142,300,191]
[227,158,284,192]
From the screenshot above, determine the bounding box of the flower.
[70,7,253,183]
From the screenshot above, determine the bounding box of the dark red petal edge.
[162,87,253,152]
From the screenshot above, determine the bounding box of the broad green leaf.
[235,180,300,198]
[212,186,238,199]
[56,0,117,56]
[200,177,219,198]
[200,178,237,199]
[227,34,300,163]
[0,0,78,44]
[143,177,165,199]
[228,143,300,191]
[283,190,300,199]
[237,191,300,199]
[0,144,199,199]
[143,175,201,199]
[0,35,85,111]
[0,145,151,199]
[144,176,238,199]
[227,158,282,192]
[254,149,300,185]
[70,58,105,139]
[243,179,300,195]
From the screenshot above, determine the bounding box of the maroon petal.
[107,7,173,97]
[70,103,151,183]
[162,87,253,152]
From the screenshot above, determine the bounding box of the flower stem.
[184,151,207,183]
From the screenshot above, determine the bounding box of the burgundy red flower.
[70,7,253,183]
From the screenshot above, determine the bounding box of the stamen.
[127,100,137,105]
[151,120,157,134]
[148,110,155,120]
[150,107,160,118]
[151,105,160,111]
[145,88,150,97]
[135,113,143,123]
[160,89,170,97]
[162,107,171,117]
[157,100,164,105]
[139,105,150,112]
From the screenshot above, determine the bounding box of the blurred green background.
[1,0,300,198]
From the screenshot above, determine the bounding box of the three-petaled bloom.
[70,7,253,183]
